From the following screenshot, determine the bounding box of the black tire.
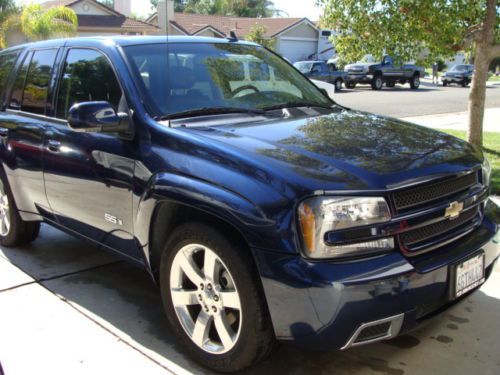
[462,79,468,87]
[0,172,40,247]
[334,79,342,92]
[371,74,383,90]
[443,80,448,86]
[159,222,275,372]
[410,74,420,89]
[345,81,356,89]
[386,81,396,88]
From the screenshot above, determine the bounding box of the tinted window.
[56,49,122,119]
[21,49,57,115]
[249,61,270,81]
[0,51,19,95]
[9,52,32,110]
[124,43,331,117]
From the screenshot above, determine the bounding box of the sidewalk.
[401,107,500,132]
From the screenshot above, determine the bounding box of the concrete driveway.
[1,224,499,375]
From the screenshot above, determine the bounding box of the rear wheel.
[0,174,40,247]
[371,75,383,90]
[160,223,274,372]
[462,79,468,87]
[410,74,420,89]
[443,80,448,86]
[334,79,342,92]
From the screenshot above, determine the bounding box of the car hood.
[345,63,377,70]
[181,110,483,191]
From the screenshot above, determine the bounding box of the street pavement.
[335,79,500,118]
[1,220,499,375]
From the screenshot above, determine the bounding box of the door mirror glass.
[67,101,128,133]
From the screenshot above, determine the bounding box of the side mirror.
[67,101,130,134]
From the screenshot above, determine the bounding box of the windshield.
[123,43,331,118]
[450,65,470,72]
[293,61,313,74]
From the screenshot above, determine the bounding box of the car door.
[43,47,139,260]
[0,48,59,220]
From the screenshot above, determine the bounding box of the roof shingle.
[167,13,307,37]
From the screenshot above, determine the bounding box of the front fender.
[134,172,295,266]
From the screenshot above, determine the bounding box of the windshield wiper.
[155,107,265,121]
[263,101,337,111]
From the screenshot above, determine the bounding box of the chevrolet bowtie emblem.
[445,201,464,219]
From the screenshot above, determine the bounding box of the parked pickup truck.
[0,37,498,372]
[293,60,348,91]
[344,55,425,90]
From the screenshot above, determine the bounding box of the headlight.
[482,157,491,188]
[297,196,394,259]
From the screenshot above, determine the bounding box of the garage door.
[279,39,318,63]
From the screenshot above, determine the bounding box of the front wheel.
[442,80,448,86]
[410,74,420,89]
[0,173,40,247]
[160,223,274,372]
[371,75,383,90]
[334,79,342,92]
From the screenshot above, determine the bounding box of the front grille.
[392,172,478,212]
[400,206,479,249]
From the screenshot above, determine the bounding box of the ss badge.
[104,213,123,226]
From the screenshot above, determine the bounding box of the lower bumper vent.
[341,313,404,349]
[354,322,392,343]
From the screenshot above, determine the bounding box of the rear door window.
[9,49,58,114]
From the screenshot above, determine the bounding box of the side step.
[341,313,405,349]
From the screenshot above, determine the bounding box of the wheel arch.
[135,172,276,281]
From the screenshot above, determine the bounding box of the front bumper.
[253,199,500,349]
[345,73,373,83]
[443,75,468,83]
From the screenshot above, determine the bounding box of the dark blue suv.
[0,36,498,372]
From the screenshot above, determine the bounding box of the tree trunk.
[467,0,497,147]
[467,46,489,146]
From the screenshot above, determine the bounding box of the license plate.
[454,253,485,298]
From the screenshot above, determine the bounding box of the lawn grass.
[438,129,499,195]
[488,74,500,82]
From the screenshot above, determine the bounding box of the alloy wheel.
[170,244,242,354]
[0,182,10,236]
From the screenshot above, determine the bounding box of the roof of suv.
[1,35,258,53]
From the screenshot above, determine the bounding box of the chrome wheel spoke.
[171,289,199,306]
[219,291,240,310]
[192,311,212,347]
[178,251,204,286]
[203,249,218,281]
[214,312,234,349]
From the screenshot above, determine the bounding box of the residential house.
[147,0,326,63]
[5,0,158,47]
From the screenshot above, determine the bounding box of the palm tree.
[1,4,78,48]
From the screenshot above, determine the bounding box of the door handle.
[47,140,61,152]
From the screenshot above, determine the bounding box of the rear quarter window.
[0,51,20,101]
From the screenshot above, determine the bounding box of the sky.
[16,0,324,20]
